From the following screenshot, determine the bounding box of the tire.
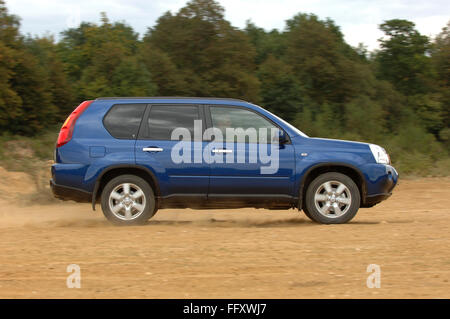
[100,174,157,225]
[303,172,360,224]
[303,207,313,220]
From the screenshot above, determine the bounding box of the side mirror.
[278,130,289,144]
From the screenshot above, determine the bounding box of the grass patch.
[0,126,60,204]
[0,125,58,171]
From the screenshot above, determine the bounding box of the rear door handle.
[212,149,233,153]
[143,147,163,152]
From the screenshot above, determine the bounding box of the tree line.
[0,0,448,173]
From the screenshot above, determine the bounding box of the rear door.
[135,104,210,198]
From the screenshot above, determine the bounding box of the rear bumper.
[50,179,91,203]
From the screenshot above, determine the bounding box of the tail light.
[56,100,93,148]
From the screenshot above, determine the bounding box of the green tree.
[343,96,386,142]
[293,103,338,138]
[59,13,156,100]
[143,0,260,101]
[431,22,450,131]
[10,48,57,134]
[285,14,376,106]
[0,0,57,134]
[0,0,22,130]
[58,13,139,82]
[139,43,188,96]
[24,36,75,118]
[257,55,305,121]
[376,19,433,95]
[245,21,286,65]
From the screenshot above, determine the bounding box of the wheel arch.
[92,164,160,210]
[298,162,366,210]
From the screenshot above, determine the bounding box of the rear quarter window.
[103,104,147,139]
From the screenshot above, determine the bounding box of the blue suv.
[50,97,398,225]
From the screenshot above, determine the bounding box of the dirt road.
[0,178,449,298]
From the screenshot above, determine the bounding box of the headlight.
[369,144,390,164]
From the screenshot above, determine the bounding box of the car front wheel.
[304,172,360,224]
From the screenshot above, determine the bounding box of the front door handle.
[143,147,163,152]
[212,149,233,153]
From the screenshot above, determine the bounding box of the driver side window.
[210,106,278,143]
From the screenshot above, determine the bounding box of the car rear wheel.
[101,175,157,225]
[303,172,360,224]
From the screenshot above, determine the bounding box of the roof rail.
[95,96,248,102]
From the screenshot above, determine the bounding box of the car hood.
[293,136,371,151]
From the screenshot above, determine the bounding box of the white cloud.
[5,0,450,50]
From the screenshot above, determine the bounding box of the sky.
[6,0,450,50]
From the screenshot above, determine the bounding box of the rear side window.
[103,104,146,139]
[141,105,200,140]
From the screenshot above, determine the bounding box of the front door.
[206,105,295,199]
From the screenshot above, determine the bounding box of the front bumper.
[50,179,91,203]
[362,164,398,207]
